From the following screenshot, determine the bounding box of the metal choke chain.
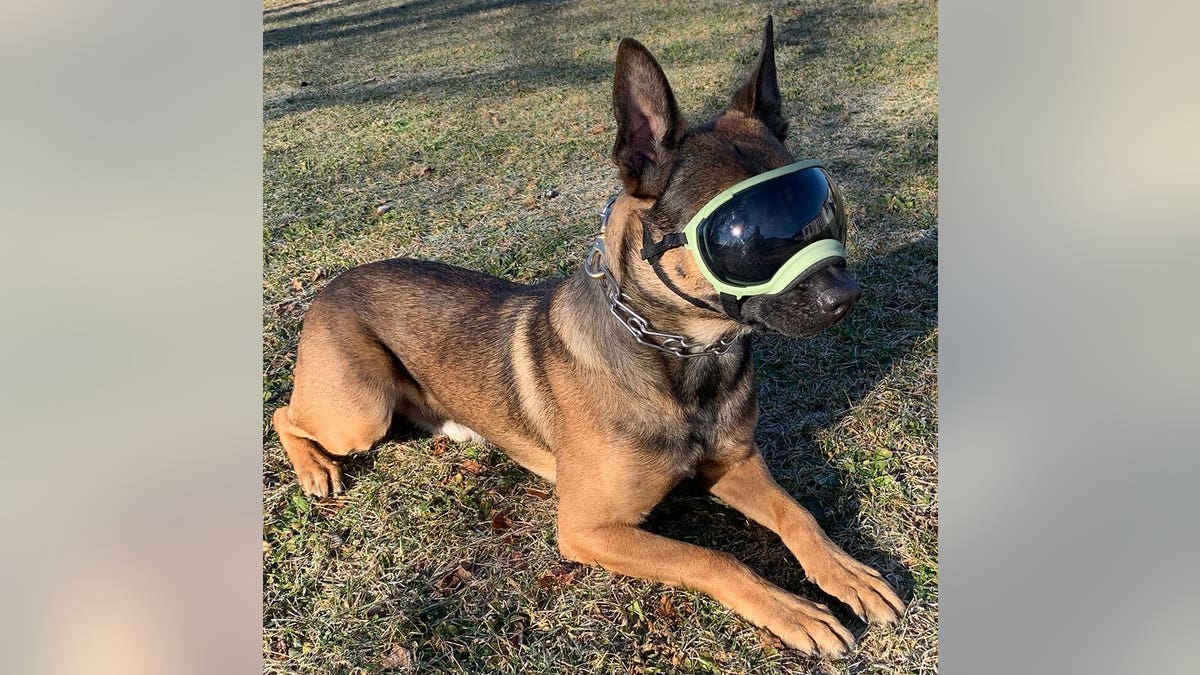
[583,196,735,359]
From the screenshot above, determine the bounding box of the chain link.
[583,235,736,358]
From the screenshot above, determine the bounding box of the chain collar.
[583,195,736,358]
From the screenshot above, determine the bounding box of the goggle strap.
[719,293,744,321]
[640,228,688,264]
[648,256,723,315]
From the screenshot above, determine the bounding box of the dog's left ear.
[730,16,788,141]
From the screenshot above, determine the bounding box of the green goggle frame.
[644,159,848,299]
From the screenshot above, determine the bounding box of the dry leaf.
[458,459,483,474]
[375,203,393,215]
[535,565,577,589]
[657,594,676,619]
[587,123,606,136]
[290,278,303,292]
[490,511,513,532]
[521,486,551,500]
[440,565,473,589]
[535,569,557,589]
[381,644,413,671]
[431,435,448,457]
[310,268,326,282]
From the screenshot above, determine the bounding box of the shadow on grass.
[263,0,547,52]
[263,0,606,121]
[264,58,612,121]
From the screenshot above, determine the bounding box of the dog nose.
[812,266,862,318]
[817,283,861,317]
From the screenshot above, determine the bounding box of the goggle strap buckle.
[640,229,688,264]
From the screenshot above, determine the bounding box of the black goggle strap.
[640,226,688,265]
[641,223,740,318]
[720,293,744,321]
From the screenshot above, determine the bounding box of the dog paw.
[806,549,905,626]
[757,591,855,657]
[294,454,343,499]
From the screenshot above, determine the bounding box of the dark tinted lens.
[697,167,844,286]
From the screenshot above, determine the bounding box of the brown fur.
[271,18,902,657]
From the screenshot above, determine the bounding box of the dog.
[270,17,903,656]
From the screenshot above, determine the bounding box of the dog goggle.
[641,159,848,300]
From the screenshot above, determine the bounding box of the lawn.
[262,0,937,672]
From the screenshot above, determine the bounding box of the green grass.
[263,0,937,672]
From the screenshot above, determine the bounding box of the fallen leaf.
[431,435,448,456]
[490,511,513,532]
[521,486,551,500]
[380,644,413,671]
[290,278,303,292]
[657,594,676,619]
[439,564,473,589]
[375,203,393,215]
[458,459,483,474]
[587,123,606,136]
[535,564,578,589]
[310,268,326,282]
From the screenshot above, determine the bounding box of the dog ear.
[612,38,685,198]
[730,16,788,141]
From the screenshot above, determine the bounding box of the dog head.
[608,17,861,339]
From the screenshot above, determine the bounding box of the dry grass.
[263,0,937,672]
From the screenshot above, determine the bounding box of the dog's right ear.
[612,38,685,198]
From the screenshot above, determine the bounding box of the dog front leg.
[555,449,855,656]
[556,519,854,656]
[700,450,905,625]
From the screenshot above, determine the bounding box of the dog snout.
[812,266,861,319]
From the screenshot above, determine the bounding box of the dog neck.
[602,194,748,344]
[549,194,751,376]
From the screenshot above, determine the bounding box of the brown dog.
[271,18,903,656]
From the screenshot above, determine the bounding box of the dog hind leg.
[274,313,403,498]
[273,406,345,498]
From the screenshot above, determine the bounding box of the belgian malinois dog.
[271,18,904,656]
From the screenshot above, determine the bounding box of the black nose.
[812,266,862,318]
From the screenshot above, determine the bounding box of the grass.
[262,0,937,672]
